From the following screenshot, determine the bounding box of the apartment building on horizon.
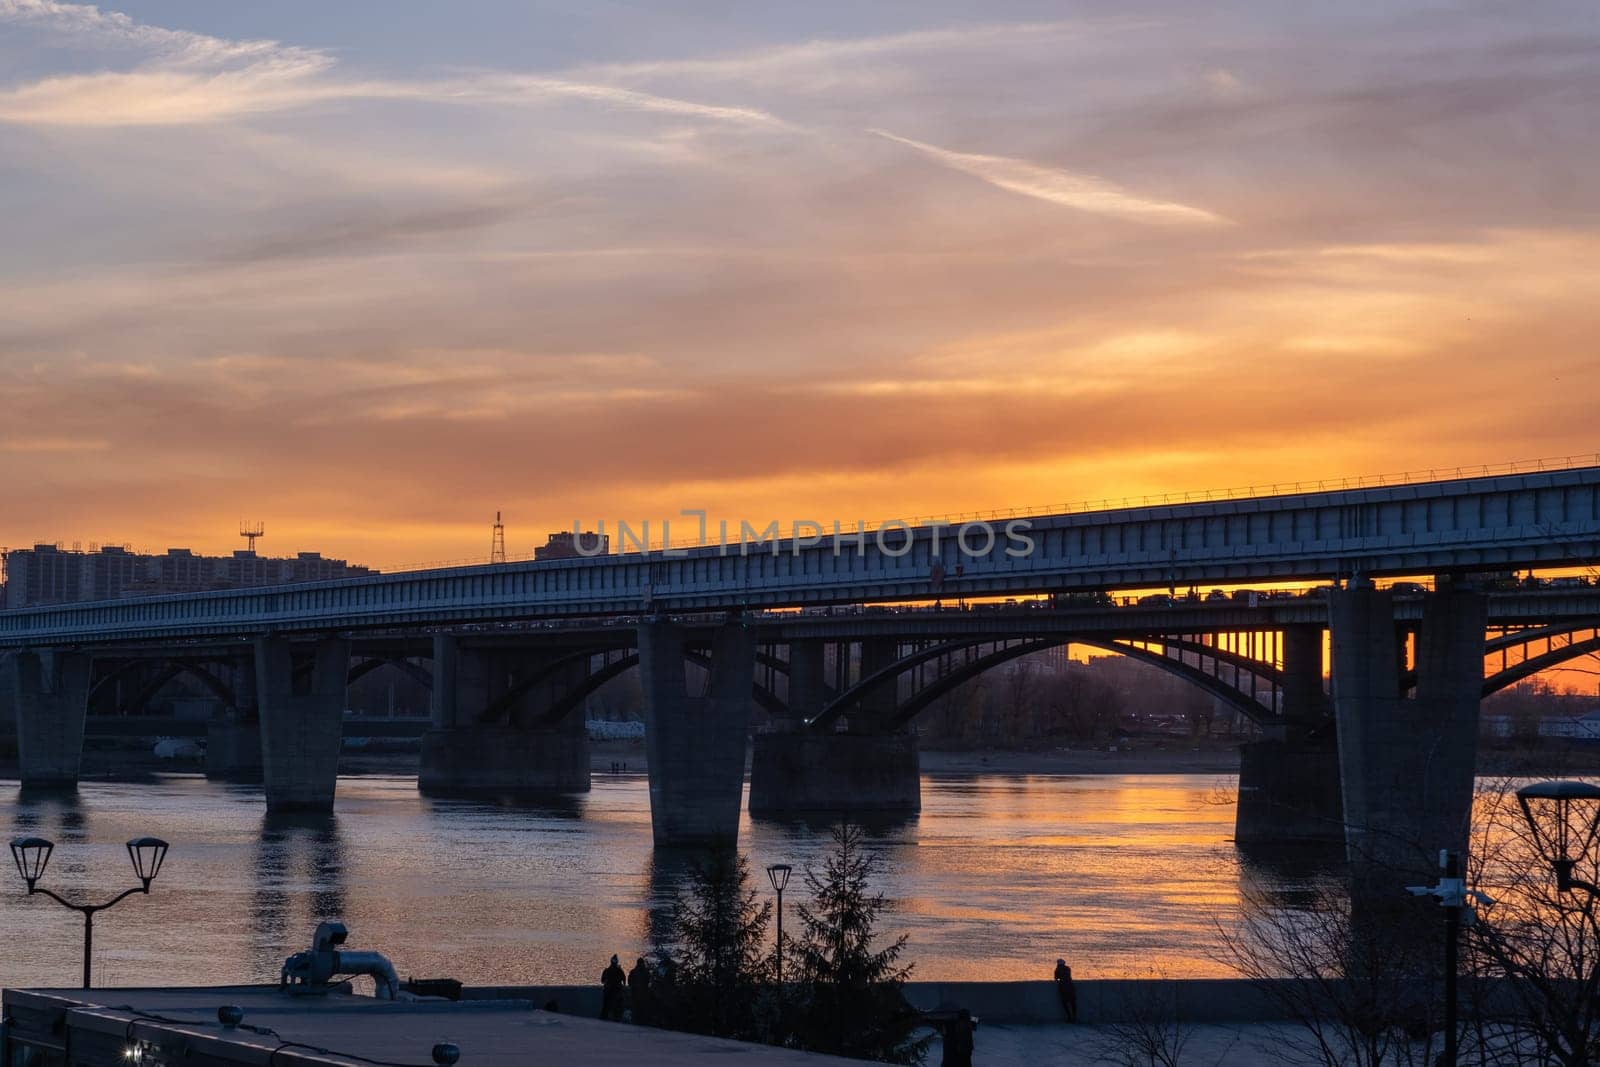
[0,542,377,609]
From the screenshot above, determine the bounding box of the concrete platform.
[933,1021,1313,1066]
[2,986,865,1066]
[481,978,1314,1027]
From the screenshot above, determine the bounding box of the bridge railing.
[3,459,1599,647]
[15,455,1596,579]
[361,453,1600,566]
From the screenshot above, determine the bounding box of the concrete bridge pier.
[1332,587,1485,886]
[778,639,828,731]
[10,650,91,789]
[206,652,262,781]
[257,636,350,813]
[1234,625,1342,847]
[419,635,591,796]
[749,729,921,817]
[749,637,921,818]
[640,619,754,846]
[856,638,900,723]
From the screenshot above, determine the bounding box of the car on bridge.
[1050,591,1114,609]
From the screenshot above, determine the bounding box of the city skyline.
[2,1,1597,569]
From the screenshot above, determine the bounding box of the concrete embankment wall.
[461,979,1308,1025]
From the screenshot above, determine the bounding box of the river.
[0,772,1341,990]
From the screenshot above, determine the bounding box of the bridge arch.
[1483,633,1600,696]
[88,657,237,715]
[807,634,1280,731]
[877,637,1273,729]
[347,655,433,691]
[473,649,605,724]
[1396,622,1600,697]
[519,647,788,726]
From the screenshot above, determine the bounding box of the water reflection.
[419,790,589,819]
[642,847,700,951]
[1236,843,1347,911]
[1235,843,1344,879]
[751,809,920,839]
[250,812,348,960]
[0,772,1347,986]
[9,788,88,843]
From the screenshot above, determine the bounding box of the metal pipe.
[333,950,401,1000]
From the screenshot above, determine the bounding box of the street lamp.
[767,863,792,989]
[1515,780,1600,897]
[8,835,170,988]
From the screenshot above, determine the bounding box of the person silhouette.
[627,956,653,1024]
[941,1008,975,1067]
[600,954,627,1021]
[1054,959,1077,1021]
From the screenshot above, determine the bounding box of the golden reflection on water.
[0,771,1336,987]
[819,774,1275,979]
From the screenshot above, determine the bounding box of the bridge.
[3,463,1600,880]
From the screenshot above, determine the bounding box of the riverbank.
[918,746,1240,776]
[54,738,1244,780]
[44,736,1600,781]
[369,740,1244,778]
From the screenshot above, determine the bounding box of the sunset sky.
[1,0,1597,569]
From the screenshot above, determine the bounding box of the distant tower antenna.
[241,521,265,553]
[490,511,506,565]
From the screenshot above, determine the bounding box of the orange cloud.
[0,2,1596,578]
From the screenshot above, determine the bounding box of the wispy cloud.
[0,0,326,67]
[0,0,784,127]
[0,435,108,453]
[579,20,1126,86]
[2,0,1597,573]
[437,74,785,127]
[872,130,1227,225]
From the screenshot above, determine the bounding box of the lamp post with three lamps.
[1507,780,1600,1064]
[767,863,792,990]
[8,835,169,989]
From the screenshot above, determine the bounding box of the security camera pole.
[1408,850,1491,1067]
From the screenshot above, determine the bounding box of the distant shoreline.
[24,735,1600,783]
[591,737,1246,779]
[550,738,1247,780]
[917,746,1240,777]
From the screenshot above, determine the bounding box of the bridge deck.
[2,465,1597,648]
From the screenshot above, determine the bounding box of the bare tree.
[1214,880,1442,1067]
[1001,654,1038,743]
[1463,784,1600,1066]
[1217,777,1600,1066]
[1039,667,1123,745]
[1091,971,1228,1067]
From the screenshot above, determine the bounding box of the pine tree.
[791,823,929,1064]
[659,849,773,1040]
